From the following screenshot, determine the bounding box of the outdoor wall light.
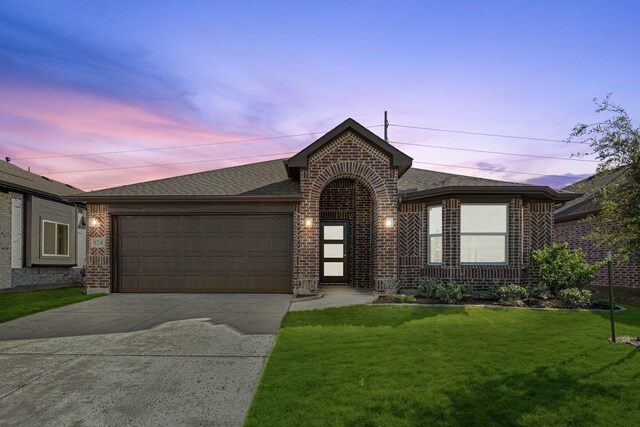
[88,217,101,228]
[384,216,394,229]
[304,217,313,228]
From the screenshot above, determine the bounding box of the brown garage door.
[115,215,292,293]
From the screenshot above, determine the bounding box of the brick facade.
[85,204,111,293]
[294,130,399,289]
[554,218,640,288]
[399,197,555,292]
[319,178,373,287]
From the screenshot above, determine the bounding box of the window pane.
[461,204,507,233]
[43,222,56,255]
[323,225,344,240]
[324,243,343,258]
[57,224,69,256]
[324,262,343,276]
[461,235,506,263]
[428,206,442,234]
[429,236,442,264]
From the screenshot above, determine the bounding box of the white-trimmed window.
[460,204,508,264]
[42,220,69,257]
[427,205,442,264]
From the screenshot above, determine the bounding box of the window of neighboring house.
[42,220,69,257]
[460,204,508,264]
[428,205,442,264]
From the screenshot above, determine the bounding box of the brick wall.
[554,218,640,288]
[85,204,111,293]
[0,192,11,288]
[294,130,399,288]
[319,179,372,287]
[398,197,555,292]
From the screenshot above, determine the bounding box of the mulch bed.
[374,296,623,310]
[610,336,640,347]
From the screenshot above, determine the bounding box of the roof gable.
[286,118,413,178]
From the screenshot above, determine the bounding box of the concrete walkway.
[0,294,291,426]
[289,286,376,311]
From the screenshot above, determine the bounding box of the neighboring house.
[554,167,640,288]
[0,160,86,289]
[70,118,579,294]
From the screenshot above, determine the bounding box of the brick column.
[85,204,111,293]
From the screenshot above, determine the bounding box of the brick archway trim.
[309,161,391,205]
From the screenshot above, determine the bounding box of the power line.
[390,123,586,144]
[413,161,586,179]
[43,151,298,175]
[391,140,597,163]
[11,125,386,161]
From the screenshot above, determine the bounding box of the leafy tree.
[569,95,640,262]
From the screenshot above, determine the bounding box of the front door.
[320,220,349,284]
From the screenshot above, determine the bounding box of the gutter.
[400,185,582,203]
[65,194,304,204]
[0,182,84,207]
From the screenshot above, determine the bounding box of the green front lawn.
[0,287,105,323]
[247,305,640,426]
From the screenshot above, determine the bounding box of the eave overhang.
[65,194,304,204]
[399,185,582,203]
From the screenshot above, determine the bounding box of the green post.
[607,251,616,343]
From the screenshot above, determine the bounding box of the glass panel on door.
[320,221,348,283]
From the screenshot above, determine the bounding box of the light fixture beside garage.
[384,216,394,229]
[304,217,313,228]
[88,217,101,228]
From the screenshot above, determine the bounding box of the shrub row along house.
[554,167,640,288]
[0,160,86,289]
[68,119,580,294]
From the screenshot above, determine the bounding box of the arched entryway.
[318,178,374,288]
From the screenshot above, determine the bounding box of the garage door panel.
[269,235,289,252]
[117,215,292,293]
[268,256,290,274]
[269,216,290,233]
[224,217,245,233]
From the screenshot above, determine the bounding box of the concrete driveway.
[0,293,291,426]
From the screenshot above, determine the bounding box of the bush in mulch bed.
[610,336,640,347]
[377,278,625,310]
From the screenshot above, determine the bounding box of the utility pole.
[384,111,389,142]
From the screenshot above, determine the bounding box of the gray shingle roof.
[77,159,300,197]
[75,158,543,200]
[398,167,526,192]
[0,161,82,198]
[555,166,629,220]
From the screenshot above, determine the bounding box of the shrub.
[529,284,552,300]
[558,288,593,309]
[495,284,529,306]
[418,277,443,298]
[434,282,473,304]
[377,277,399,296]
[531,243,605,295]
[391,294,417,303]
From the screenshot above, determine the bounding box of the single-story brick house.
[554,167,639,288]
[0,160,86,289]
[70,118,579,294]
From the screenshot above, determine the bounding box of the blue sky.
[1,0,639,190]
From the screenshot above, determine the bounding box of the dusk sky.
[1,1,639,191]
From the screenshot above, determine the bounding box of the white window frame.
[41,220,70,257]
[460,203,508,265]
[427,205,443,265]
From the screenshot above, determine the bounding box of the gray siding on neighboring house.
[0,192,85,289]
[27,196,78,266]
[0,192,11,288]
